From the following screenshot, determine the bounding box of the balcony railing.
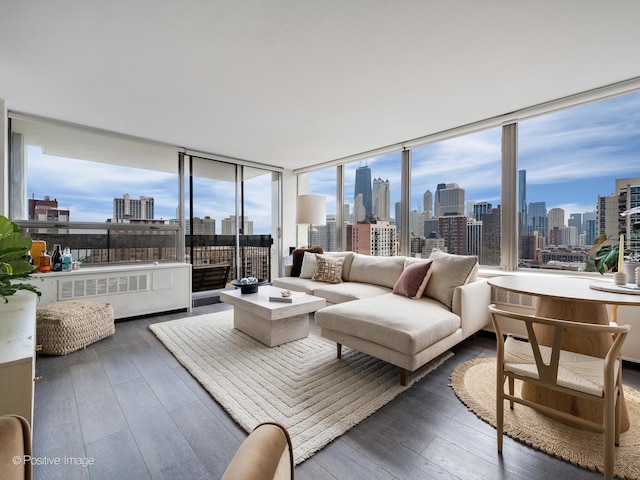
[15,221,273,281]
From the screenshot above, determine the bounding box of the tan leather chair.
[489,304,630,480]
[0,415,32,480]
[221,422,294,480]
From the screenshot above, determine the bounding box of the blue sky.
[25,91,640,234]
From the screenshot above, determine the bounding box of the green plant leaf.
[594,244,619,275]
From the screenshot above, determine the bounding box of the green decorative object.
[0,215,41,303]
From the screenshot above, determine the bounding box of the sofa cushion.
[290,246,323,277]
[312,282,392,304]
[316,293,460,355]
[424,249,478,309]
[271,276,317,294]
[393,259,433,299]
[312,255,344,284]
[301,251,354,280]
[348,254,405,289]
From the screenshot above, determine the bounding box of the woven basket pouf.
[36,301,115,355]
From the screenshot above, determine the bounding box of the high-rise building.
[518,170,527,229]
[438,215,467,255]
[346,221,396,256]
[394,202,402,233]
[467,218,482,258]
[424,218,439,239]
[568,213,583,235]
[354,164,372,218]
[434,183,464,217]
[188,216,215,235]
[372,177,390,221]
[473,201,492,221]
[547,208,565,239]
[527,201,548,238]
[221,215,253,235]
[616,177,640,253]
[423,190,433,218]
[353,193,366,223]
[481,206,501,266]
[597,194,618,240]
[113,194,154,222]
[28,195,70,222]
[584,211,598,246]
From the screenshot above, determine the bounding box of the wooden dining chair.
[488,304,630,480]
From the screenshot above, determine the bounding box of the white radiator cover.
[29,263,192,320]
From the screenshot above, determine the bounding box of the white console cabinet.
[28,262,192,320]
[0,291,38,427]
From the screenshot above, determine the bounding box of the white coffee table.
[219,285,326,347]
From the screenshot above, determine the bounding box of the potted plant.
[0,215,41,303]
[589,234,620,275]
[589,233,640,280]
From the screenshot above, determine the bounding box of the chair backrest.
[221,422,294,480]
[488,304,630,392]
[0,415,32,480]
[191,264,231,292]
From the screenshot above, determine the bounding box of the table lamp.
[296,195,326,247]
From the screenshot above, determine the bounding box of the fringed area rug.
[451,358,640,479]
[150,311,453,464]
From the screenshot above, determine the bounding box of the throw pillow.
[392,260,433,299]
[312,254,344,284]
[424,249,478,309]
[290,246,323,277]
[300,251,318,279]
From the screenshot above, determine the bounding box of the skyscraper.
[372,177,390,221]
[113,194,154,222]
[518,169,527,229]
[434,183,464,217]
[527,201,548,238]
[547,207,565,238]
[354,164,372,218]
[423,190,433,218]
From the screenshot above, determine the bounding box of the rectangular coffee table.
[219,285,326,347]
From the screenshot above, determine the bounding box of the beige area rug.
[451,358,640,479]
[150,310,453,464]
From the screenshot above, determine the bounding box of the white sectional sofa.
[272,249,491,385]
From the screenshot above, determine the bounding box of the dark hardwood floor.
[32,303,640,480]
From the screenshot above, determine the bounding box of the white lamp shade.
[296,195,326,225]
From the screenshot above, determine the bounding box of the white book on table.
[268,291,305,303]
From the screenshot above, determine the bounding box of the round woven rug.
[450,358,640,479]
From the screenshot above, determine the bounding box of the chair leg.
[399,368,406,386]
[615,388,621,446]
[604,384,616,480]
[508,376,515,410]
[336,343,342,359]
[497,370,505,453]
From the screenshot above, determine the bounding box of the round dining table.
[487,274,640,432]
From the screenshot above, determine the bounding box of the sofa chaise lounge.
[273,249,491,385]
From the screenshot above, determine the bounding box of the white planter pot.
[624,262,640,284]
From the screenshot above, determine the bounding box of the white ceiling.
[2,1,640,171]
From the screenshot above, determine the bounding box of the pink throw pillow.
[392,260,433,299]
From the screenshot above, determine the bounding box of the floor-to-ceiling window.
[343,152,401,256]
[186,156,280,281]
[9,115,180,265]
[410,127,502,264]
[518,90,640,272]
[299,87,640,273]
[9,115,283,282]
[298,167,337,251]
